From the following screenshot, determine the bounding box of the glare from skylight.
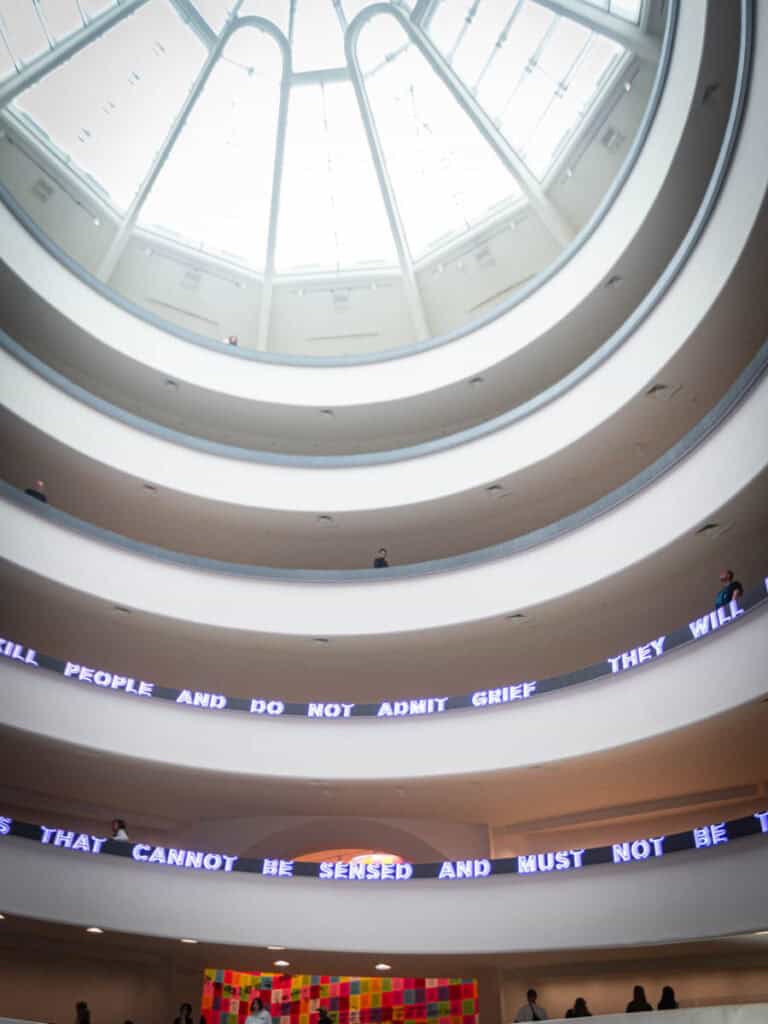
[277,81,397,271]
[140,27,282,267]
[357,13,523,259]
[13,1,206,209]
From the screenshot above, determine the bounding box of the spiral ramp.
[0,1,767,1022]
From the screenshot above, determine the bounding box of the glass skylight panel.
[291,0,345,71]
[276,81,397,271]
[13,0,207,209]
[357,14,521,259]
[37,1,86,44]
[609,0,642,23]
[140,27,282,268]
[0,2,50,68]
[580,0,642,22]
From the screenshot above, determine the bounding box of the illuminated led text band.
[1,811,766,882]
[0,580,765,722]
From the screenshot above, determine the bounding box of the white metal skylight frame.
[0,0,651,346]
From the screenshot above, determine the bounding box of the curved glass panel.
[276,80,397,271]
[139,27,283,268]
[11,0,207,209]
[357,13,523,259]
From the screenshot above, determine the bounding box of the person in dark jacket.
[715,569,743,608]
[174,1003,194,1024]
[658,987,678,1010]
[626,986,653,1013]
[565,997,592,1017]
[25,479,48,503]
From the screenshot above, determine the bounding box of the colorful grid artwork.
[200,969,479,1024]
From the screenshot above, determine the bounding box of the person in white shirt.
[514,989,548,1022]
[246,998,272,1024]
[111,818,129,841]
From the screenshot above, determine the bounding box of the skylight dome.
[0,0,657,354]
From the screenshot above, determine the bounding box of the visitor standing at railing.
[514,989,549,1021]
[715,569,743,609]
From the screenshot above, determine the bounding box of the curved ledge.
[3,579,764,719]
[0,343,766,635]
[2,597,766,781]
[0,823,765,953]
[0,0,740,461]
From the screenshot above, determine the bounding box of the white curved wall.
[0,0,710,411]
[0,360,765,636]
[0,831,765,953]
[1,602,765,781]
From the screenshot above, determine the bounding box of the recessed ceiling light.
[112,605,131,615]
[469,376,484,385]
[93,217,101,226]
[312,637,329,645]
[375,963,391,971]
[504,612,526,623]
[0,914,5,920]
[319,409,334,417]
[143,483,158,493]
[273,960,290,967]
[316,514,334,525]
[485,483,504,494]
[180,938,198,944]
[624,80,632,92]
[86,927,103,934]
[267,945,286,951]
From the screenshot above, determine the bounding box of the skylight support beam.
[345,35,430,341]
[533,0,660,63]
[379,6,575,248]
[168,0,217,50]
[411,0,440,28]
[255,65,291,351]
[0,0,152,110]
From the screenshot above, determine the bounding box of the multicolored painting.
[201,969,479,1024]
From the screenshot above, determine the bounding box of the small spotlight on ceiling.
[273,960,290,968]
[86,927,104,934]
[624,80,632,92]
[267,945,286,951]
[375,964,391,971]
[180,938,198,944]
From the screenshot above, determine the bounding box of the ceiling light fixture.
[604,274,623,288]
[0,914,5,920]
[485,483,504,494]
[267,945,286,951]
[164,378,179,391]
[180,938,198,944]
[469,376,484,385]
[86,927,104,934]
[312,637,329,645]
[274,960,290,967]
[375,964,391,971]
[112,605,132,615]
[316,513,334,525]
